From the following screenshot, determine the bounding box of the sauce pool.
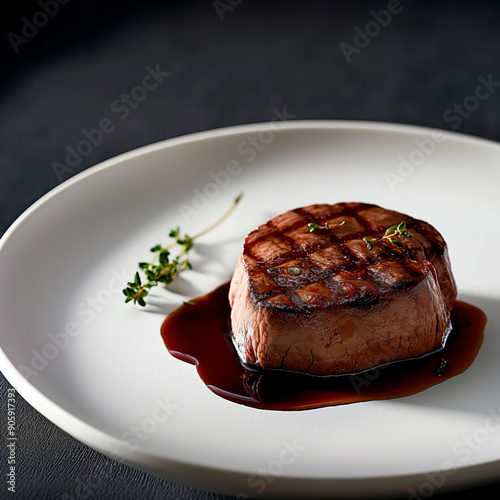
[161,282,486,411]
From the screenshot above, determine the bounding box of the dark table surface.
[1,1,499,498]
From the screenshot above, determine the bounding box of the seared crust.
[229,203,457,376]
[242,202,455,311]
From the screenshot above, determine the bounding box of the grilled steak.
[229,202,457,376]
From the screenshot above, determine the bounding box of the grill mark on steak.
[242,203,450,311]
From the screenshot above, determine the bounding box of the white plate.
[1,121,500,498]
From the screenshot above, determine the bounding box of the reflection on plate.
[1,121,499,497]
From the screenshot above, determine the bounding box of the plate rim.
[2,118,500,243]
[1,119,500,497]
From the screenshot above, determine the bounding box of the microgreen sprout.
[123,193,243,306]
[363,221,412,250]
[268,267,281,273]
[308,220,345,233]
[267,266,302,275]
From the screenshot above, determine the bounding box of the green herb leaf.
[308,220,345,233]
[363,237,372,250]
[389,237,404,247]
[159,250,170,266]
[288,267,301,275]
[268,266,281,272]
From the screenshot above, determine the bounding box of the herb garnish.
[123,193,243,306]
[363,221,412,250]
[268,266,302,275]
[308,220,346,233]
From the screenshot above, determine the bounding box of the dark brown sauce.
[161,283,486,411]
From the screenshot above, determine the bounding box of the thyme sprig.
[308,220,346,232]
[123,193,243,306]
[363,221,412,250]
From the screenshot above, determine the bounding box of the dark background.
[1,0,499,498]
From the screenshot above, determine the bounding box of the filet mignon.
[229,202,457,376]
